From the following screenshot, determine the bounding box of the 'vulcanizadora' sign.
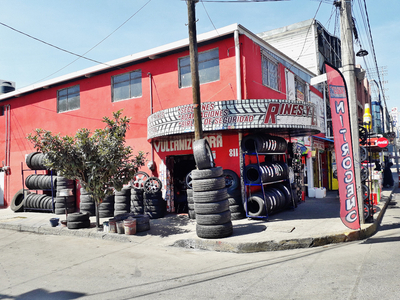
[147,99,320,139]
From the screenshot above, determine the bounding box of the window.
[112,70,142,102]
[262,54,279,90]
[295,77,308,101]
[179,48,220,88]
[57,85,80,113]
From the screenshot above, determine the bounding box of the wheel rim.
[185,171,193,189]
[131,172,149,189]
[144,178,162,193]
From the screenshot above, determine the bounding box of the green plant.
[27,110,146,227]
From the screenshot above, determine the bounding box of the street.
[1,192,400,300]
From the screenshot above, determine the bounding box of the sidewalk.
[0,182,397,253]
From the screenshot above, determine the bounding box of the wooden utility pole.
[340,0,365,224]
[187,0,203,140]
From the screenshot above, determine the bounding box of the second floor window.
[57,85,80,113]
[112,70,142,102]
[179,48,220,88]
[262,54,279,91]
[295,77,308,101]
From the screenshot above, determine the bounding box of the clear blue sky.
[0,0,398,111]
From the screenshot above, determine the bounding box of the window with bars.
[57,85,80,113]
[262,53,279,91]
[112,70,142,102]
[179,48,220,88]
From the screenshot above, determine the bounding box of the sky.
[0,0,399,112]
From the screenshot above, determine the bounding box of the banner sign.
[325,63,360,230]
[147,99,320,139]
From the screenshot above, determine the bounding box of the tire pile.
[54,177,76,215]
[99,194,115,218]
[192,139,233,239]
[130,188,144,214]
[67,212,91,230]
[223,169,245,220]
[241,134,292,218]
[143,177,165,219]
[186,188,195,219]
[80,188,95,216]
[114,187,131,216]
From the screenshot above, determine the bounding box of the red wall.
[0,33,290,206]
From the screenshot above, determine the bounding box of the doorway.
[166,155,196,213]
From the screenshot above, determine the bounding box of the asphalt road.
[1,194,400,300]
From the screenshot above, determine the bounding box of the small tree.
[27,110,146,228]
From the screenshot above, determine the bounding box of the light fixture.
[356,49,369,57]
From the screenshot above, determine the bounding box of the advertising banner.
[325,63,360,230]
[147,99,320,140]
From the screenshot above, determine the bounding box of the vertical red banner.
[325,63,360,230]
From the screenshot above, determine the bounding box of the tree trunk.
[94,197,100,229]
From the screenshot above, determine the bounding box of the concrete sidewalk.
[0,184,397,253]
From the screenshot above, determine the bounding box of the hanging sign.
[377,137,389,148]
[325,63,360,230]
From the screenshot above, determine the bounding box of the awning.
[312,135,334,143]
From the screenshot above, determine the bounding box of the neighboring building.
[0,24,322,212]
[258,19,371,192]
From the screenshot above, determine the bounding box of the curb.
[171,189,395,253]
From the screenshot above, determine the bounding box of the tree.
[27,110,146,228]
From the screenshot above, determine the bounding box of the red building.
[0,24,322,211]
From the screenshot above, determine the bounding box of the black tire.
[196,210,231,225]
[114,187,131,196]
[54,202,75,209]
[223,169,239,192]
[137,222,151,232]
[131,200,144,207]
[145,210,164,219]
[246,194,266,217]
[196,222,233,239]
[131,194,143,202]
[115,203,130,211]
[193,188,228,203]
[99,210,114,218]
[144,198,163,206]
[11,189,27,212]
[114,210,129,216]
[188,203,195,210]
[99,202,114,210]
[230,211,245,220]
[67,212,90,222]
[244,164,262,184]
[143,177,162,194]
[131,206,144,214]
[144,191,162,199]
[114,195,129,203]
[55,207,75,215]
[80,203,95,211]
[194,199,229,214]
[193,139,215,170]
[26,152,38,169]
[191,167,223,180]
[228,196,242,206]
[67,219,91,229]
[80,194,93,203]
[188,209,196,219]
[229,204,243,213]
[192,176,225,192]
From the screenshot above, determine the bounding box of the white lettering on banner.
[154,135,223,153]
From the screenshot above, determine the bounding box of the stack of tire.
[223,169,245,220]
[67,212,91,229]
[98,194,115,218]
[24,193,54,211]
[131,188,144,215]
[143,177,165,219]
[26,152,48,170]
[114,187,131,216]
[247,184,292,217]
[192,139,233,239]
[187,188,195,219]
[54,176,76,215]
[24,174,56,211]
[80,188,95,216]
[244,161,288,184]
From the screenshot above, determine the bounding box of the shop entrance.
[166,154,196,213]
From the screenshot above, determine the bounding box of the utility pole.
[340,0,365,224]
[187,0,203,140]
